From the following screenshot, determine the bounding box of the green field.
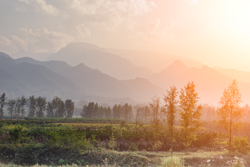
[0,118,249,167]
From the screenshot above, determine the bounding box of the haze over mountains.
[106,48,204,72]
[2,42,250,105]
[0,51,163,105]
[48,43,154,80]
[148,60,250,104]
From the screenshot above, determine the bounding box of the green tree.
[143,105,150,123]
[99,106,104,118]
[58,100,65,118]
[80,105,87,118]
[124,103,133,122]
[15,97,24,118]
[135,105,143,125]
[0,93,6,119]
[27,96,36,117]
[94,103,99,118]
[117,104,124,119]
[65,99,74,118]
[113,104,119,118]
[46,102,54,117]
[7,99,15,119]
[217,79,243,153]
[52,96,65,118]
[20,96,26,119]
[164,86,178,156]
[36,96,46,117]
[81,102,95,118]
[105,106,112,118]
[149,96,164,141]
[179,82,202,153]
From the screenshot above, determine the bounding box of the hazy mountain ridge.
[16,57,72,74]
[48,42,154,80]
[2,42,250,105]
[213,67,250,84]
[106,48,204,72]
[12,51,52,61]
[149,60,250,104]
[0,55,79,99]
[0,53,163,103]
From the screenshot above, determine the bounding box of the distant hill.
[0,54,78,99]
[149,60,250,104]
[2,53,163,103]
[11,51,51,61]
[106,48,204,72]
[213,67,250,83]
[58,63,163,102]
[16,57,72,74]
[48,42,154,80]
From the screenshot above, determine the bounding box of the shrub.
[108,133,117,150]
[161,156,184,167]
[14,143,46,165]
[128,142,138,151]
[230,137,250,154]
[9,125,24,142]
[151,141,163,151]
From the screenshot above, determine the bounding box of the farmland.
[0,118,249,167]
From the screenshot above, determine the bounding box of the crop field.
[0,118,249,167]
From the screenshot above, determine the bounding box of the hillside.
[48,42,154,80]
[106,48,204,72]
[1,53,163,103]
[149,60,250,104]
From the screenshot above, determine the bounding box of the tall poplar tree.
[27,96,36,117]
[149,96,162,141]
[65,99,74,118]
[0,93,6,119]
[179,82,202,153]
[36,96,46,117]
[7,99,15,119]
[164,86,178,156]
[217,79,243,153]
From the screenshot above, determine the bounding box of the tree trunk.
[229,121,232,154]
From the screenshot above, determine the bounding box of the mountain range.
[48,43,154,80]
[0,52,163,104]
[2,42,250,105]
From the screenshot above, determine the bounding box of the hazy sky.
[1,0,250,71]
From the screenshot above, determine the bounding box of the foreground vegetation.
[0,118,249,167]
[1,80,250,166]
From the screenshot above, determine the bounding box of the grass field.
[0,119,249,167]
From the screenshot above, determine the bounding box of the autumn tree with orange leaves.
[217,79,244,153]
[179,82,202,154]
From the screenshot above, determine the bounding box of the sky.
[0,0,250,71]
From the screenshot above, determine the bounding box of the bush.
[151,141,163,151]
[128,142,138,151]
[14,144,46,165]
[108,133,117,150]
[161,156,184,167]
[230,137,250,154]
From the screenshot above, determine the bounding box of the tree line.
[0,79,245,154]
[80,80,244,154]
[0,95,74,119]
[80,102,133,121]
[149,80,244,154]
